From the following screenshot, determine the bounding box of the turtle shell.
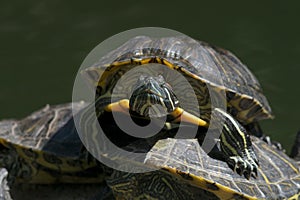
[0,102,104,183]
[107,137,300,199]
[83,35,273,124]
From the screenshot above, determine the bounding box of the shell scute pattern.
[144,138,300,199]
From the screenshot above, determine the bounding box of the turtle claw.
[261,135,284,151]
[228,156,258,179]
[252,167,258,179]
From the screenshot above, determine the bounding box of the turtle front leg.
[169,107,259,179]
[214,108,259,179]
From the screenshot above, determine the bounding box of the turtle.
[0,102,104,184]
[79,35,274,179]
[105,135,300,200]
[0,168,12,200]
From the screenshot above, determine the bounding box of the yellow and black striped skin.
[107,138,300,200]
[212,108,259,179]
[0,103,104,184]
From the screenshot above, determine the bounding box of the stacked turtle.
[81,35,276,178]
[106,137,300,200]
[0,102,103,185]
[0,102,104,199]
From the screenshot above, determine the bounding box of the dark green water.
[1,1,299,151]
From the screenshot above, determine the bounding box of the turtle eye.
[161,83,179,107]
[157,74,165,83]
[161,82,172,90]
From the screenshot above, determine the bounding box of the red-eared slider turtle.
[0,102,103,184]
[0,168,12,200]
[80,35,273,178]
[106,136,300,200]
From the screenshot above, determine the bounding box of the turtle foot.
[261,135,284,152]
[227,155,258,179]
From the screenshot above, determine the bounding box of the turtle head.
[129,75,179,118]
